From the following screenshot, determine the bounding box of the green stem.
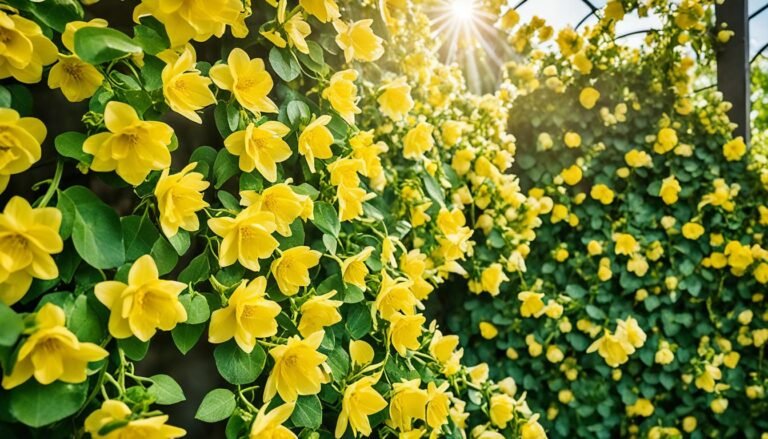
[37,161,64,208]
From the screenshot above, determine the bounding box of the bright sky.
[514,0,768,60]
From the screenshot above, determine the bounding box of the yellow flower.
[655,341,674,365]
[521,415,547,439]
[426,381,451,429]
[480,263,509,296]
[241,183,312,236]
[378,76,414,121]
[564,131,582,148]
[626,398,654,417]
[333,19,384,63]
[350,340,375,367]
[613,232,639,255]
[160,45,216,123]
[590,184,614,204]
[208,277,281,352]
[389,379,428,431]
[0,109,45,193]
[403,122,435,160]
[682,222,705,240]
[299,291,343,337]
[694,364,722,392]
[389,312,426,356]
[579,87,600,109]
[95,255,187,341]
[341,246,374,290]
[479,322,498,339]
[48,54,104,102]
[587,330,633,367]
[207,207,279,271]
[264,331,329,402]
[154,163,210,238]
[338,184,375,222]
[0,196,62,306]
[83,101,174,186]
[284,14,311,54]
[490,393,515,428]
[429,331,460,364]
[654,127,678,154]
[710,397,728,414]
[560,164,582,186]
[723,136,746,161]
[249,402,297,439]
[0,10,57,84]
[328,158,365,188]
[400,250,434,299]
[518,291,545,318]
[335,375,388,438]
[298,116,334,172]
[659,175,681,205]
[616,316,646,349]
[322,69,360,125]
[133,0,243,47]
[270,246,322,296]
[85,400,185,439]
[1,303,108,389]
[224,121,291,182]
[210,48,278,115]
[300,0,341,22]
[624,149,652,168]
[375,271,420,320]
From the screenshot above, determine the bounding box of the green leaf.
[122,215,160,261]
[214,149,240,189]
[179,294,210,325]
[196,389,236,423]
[68,294,103,344]
[190,146,218,179]
[8,381,87,427]
[118,337,150,361]
[150,237,179,275]
[291,395,322,429]
[345,303,372,339]
[287,101,310,125]
[74,27,142,64]
[54,132,92,165]
[178,252,211,285]
[148,374,186,405]
[171,323,205,355]
[269,47,301,82]
[59,186,125,269]
[312,202,340,237]
[133,16,170,55]
[168,230,191,256]
[0,303,23,347]
[6,0,83,33]
[422,173,445,205]
[214,341,266,385]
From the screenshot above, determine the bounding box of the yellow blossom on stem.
[350,340,375,367]
[264,331,329,402]
[298,290,343,336]
[154,162,210,238]
[249,402,297,439]
[0,109,45,193]
[322,69,361,125]
[378,76,414,121]
[300,0,340,22]
[403,122,435,160]
[160,45,216,123]
[133,0,243,47]
[389,379,428,431]
[375,271,420,320]
[48,54,104,102]
[1,303,108,389]
[298,115,334,172]
[85,400,186,439]
[83,101,174,186]
[241,183,312,236]
[333,19,384,63]
[341,246,374,290]
[270,246,322,296]
[659,175,681,205]
[95,255,187,341]
[0,10,57,84]
[335,375,388,438]
[224,121,292,182]
[0,196,62,306]
[389,312,426,356]
[210,48,278,115]
[207,207,279,272]
[208,277,281,353]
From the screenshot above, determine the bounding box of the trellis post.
[716,0,750,144]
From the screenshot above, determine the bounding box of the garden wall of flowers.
[0,0,764,438]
